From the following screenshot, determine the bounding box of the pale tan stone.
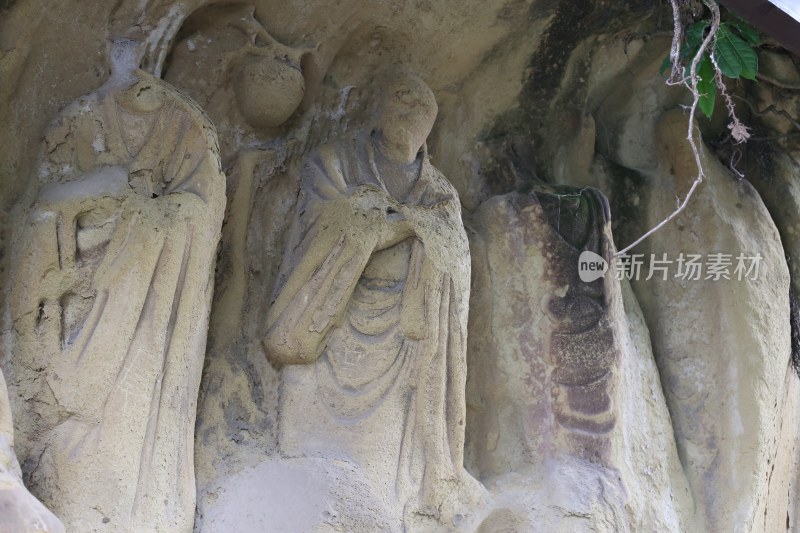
[717,136,800,533]
[256,70,483,530]
[6,38,225,532]
[176,11,319,519]
[0,1,798,531]
[0,369,64,533]
[466,186,690,532]
[630,109,792,533]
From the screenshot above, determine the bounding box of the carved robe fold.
[264,131,475,519]
[8,70,225,531]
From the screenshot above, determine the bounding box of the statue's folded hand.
[376,208,413,250]
[347,185,413,249]
[395,199,456,246]
[350,184,393,213]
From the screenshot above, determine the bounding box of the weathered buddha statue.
[8,37,225,531]
[261,70,482,530]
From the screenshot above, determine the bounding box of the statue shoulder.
[301,144,346,198]
[421,160,461,207]
[301,135,362,197]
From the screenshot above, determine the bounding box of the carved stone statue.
[8,38,225,531]
[0,369,64,533]
[259,70,482,529]
[466,185,691,531]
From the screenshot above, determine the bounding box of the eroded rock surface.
[629,110,793,533]
[0,1,799,532]
[0,370,64,533]
[466,187,690,532]
[6,38,225,532]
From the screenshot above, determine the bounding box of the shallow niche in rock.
[164,3,316,133]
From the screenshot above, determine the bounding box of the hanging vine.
[616,0,759,256]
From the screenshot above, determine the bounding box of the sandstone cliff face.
[0,1,799,532]
[628,110,792,533]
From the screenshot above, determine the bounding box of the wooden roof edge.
[720,0,800,56]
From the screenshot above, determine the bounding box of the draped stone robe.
[9,69,225,531]
[263,130,473,519]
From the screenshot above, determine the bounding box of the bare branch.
[666,0,686,85]
[616,0,721,257]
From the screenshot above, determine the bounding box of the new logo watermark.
[578,251,608,282]
[578,252,763,282]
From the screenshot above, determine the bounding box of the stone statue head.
[374,70,438,163]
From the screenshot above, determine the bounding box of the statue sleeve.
[262,147,380,366]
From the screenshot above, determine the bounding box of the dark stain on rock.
[478,0,660,191]
[510,185,621,464]
[790,291,800,379]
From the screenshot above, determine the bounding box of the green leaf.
[697,53,716,118]
[728,18,760,46]
[686,20,710,49]
[715,25,758,80]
